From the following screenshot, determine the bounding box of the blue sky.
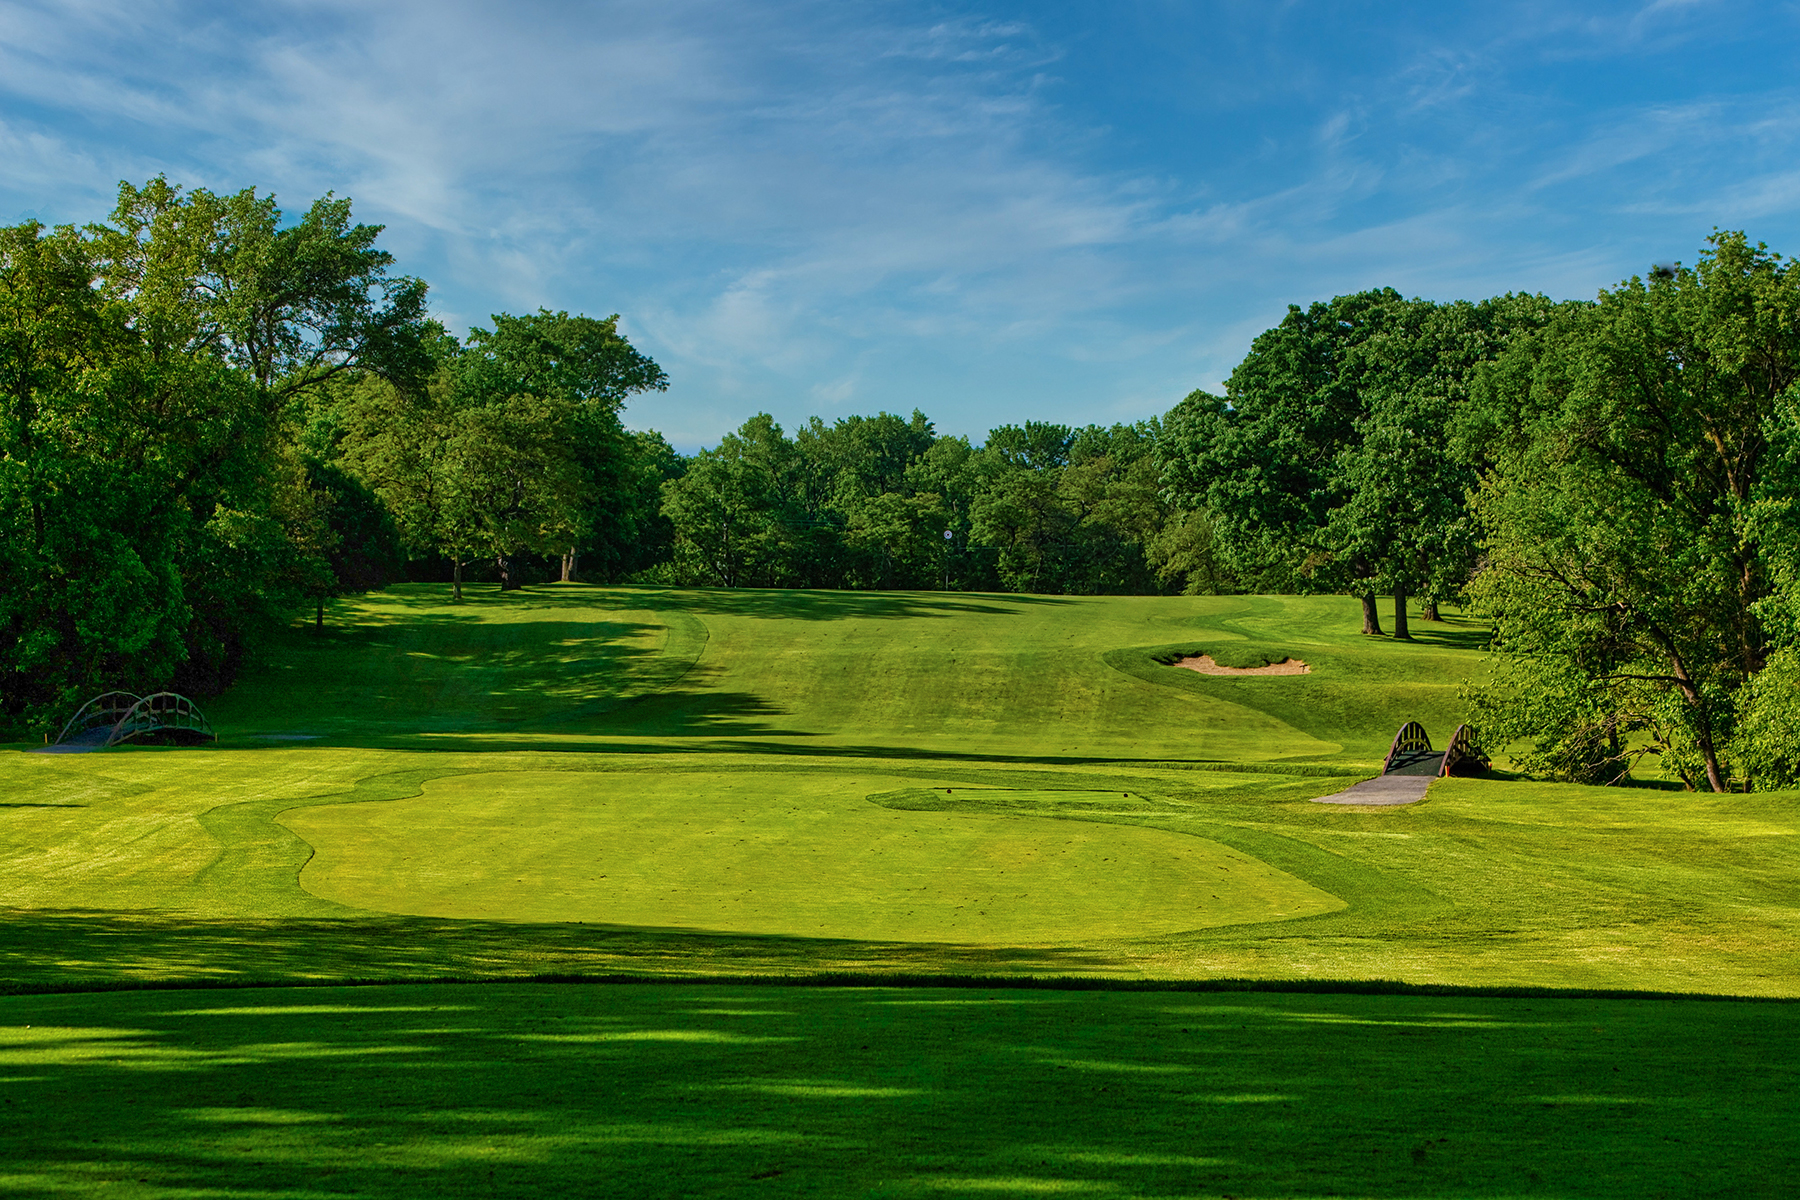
[4,1,1799,449]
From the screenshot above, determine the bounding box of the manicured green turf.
[282,770,1343,939]
[0,746,1793,994]
[0,982,1791,1198]
[4,583,1794,1195]
[0,585,1795,993]
[204,584,1486,762]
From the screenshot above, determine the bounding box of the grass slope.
[205,585,1485,762]
[0,982,1792,1198]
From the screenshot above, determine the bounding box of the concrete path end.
[1311,774,1433,806]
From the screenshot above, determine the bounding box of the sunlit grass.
[0,749,1792,993]
[280,769,1343,940]
[198,584,1487,763]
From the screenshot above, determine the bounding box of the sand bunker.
[1171,654,1310,676]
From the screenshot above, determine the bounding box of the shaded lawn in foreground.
[0,982,1790,1199]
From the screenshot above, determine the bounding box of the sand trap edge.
[1171,654,1310,676]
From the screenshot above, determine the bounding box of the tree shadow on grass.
[633,585,1075,622]
[334,583,1074,623]
[0,911,1126,990]
[212,612,712,741]
[0,975,1788,1198]
[185,729,1251,763]
[1396,624,1491,651]
[327,584,640,614]
[198,691,817,754]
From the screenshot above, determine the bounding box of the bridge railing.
[1440,724,1489,777]
[55,691,215,749]
[1383,720,1433,773]
[55,691,143,746]
[106,692,215,748]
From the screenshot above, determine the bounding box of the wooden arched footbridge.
[49,691,216,751]
[1381,721,1487,778]
[1314,721,1487,805]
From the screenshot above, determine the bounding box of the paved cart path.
[1311,773,1433,806]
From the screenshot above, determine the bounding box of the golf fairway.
[0,586,1793,994]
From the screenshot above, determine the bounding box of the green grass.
[2,582,1796,1195]
[0,982,1791,1198]
[283,770,1344,940]
[0,584,1792,994]
[2,748,1793,995]
[204,585,1484,762]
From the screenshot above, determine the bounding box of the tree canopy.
[0,180,672,727]
[1466,232,1800,791]
[1157,289,1556,637]
[11,173,1800,794]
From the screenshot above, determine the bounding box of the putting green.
[282,771,1344,941]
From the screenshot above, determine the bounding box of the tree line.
[653,412,1208,596]
[1160,234,1800,794]
[7,178,1800,790]
[0,178,673,731]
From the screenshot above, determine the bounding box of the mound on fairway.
[282,771,1344,941]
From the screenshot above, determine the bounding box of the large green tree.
[795,411,943,589]
[1158,289,1421,632]
[295,457,404,629]
[0,219,293,722]
[1325,294,1558,633]
[1468,232,1800,791]
[661,414,803,588]
[338,311,667,595]
[456,310,668,586]
[1160,289,1548,635]
[970,422,1171,596]
[91,177,432,398]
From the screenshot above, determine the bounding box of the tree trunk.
[561,550,576,583]
[1696,721,1728,793]
[1422,597,1441,621]
[453,559,464,603]
[315,596,325,633]
[497,554,520,591]
[1393,588,1412,641]
[1699,740,1727,792]
[1667,647,1728,792]
[1360,593,1383,636]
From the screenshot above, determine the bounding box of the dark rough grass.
[0,982,1790,1199]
